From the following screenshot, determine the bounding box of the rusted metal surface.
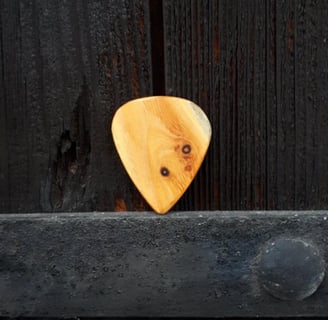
[0,211,327,317]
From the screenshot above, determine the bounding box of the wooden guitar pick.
[111,96,211,214]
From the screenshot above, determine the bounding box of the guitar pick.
[111,96,211,214]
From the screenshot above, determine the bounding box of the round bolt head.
[257,238,325,301]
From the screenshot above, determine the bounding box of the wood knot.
[184,165,192,171]
[182,144,191,154]
[160,167,170,176]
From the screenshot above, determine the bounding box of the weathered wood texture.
[0,0,152,213]
[1,0,328,212]
[164,0,328,211]
[0,211,328,317]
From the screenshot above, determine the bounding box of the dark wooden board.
[2,1,328,213]
[163,0,328,211]
[0,0,152,213]
[0,211,328,317]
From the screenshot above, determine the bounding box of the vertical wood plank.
[0,0,9,211]
[164,0,268,210]
[0,0,28,212]
[164,0,328,210]
[301,0,328,208]
[0,0,152,212]
[270,0,297,209]
[266,0,278,209]
[267,0,328,209]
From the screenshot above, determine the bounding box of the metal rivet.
[182,144,191,154]
[257,238,325,301]
[160,167,170,176]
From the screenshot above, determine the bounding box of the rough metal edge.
[0,210,325,219]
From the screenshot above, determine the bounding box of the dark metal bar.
[0,211,327,317]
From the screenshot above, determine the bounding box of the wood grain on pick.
[111,96,211,214]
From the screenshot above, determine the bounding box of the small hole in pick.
[160,167,170,176]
